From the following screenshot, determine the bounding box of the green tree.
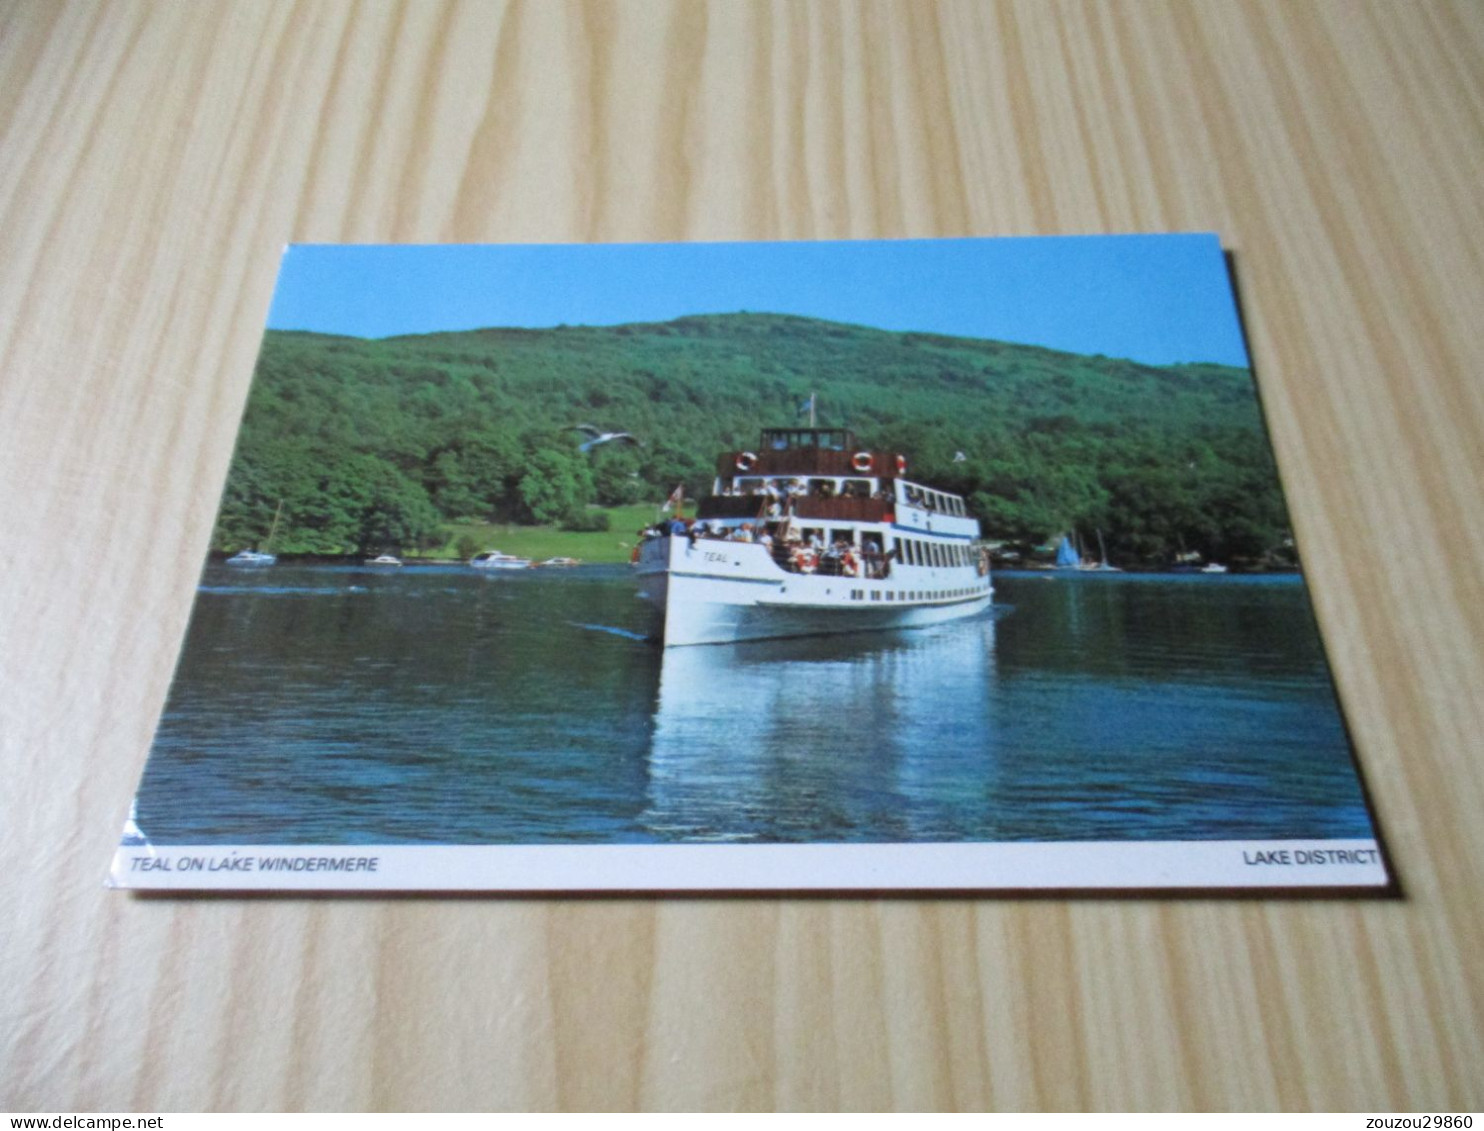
[518,445,595,524]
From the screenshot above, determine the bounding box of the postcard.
[109,236,1389,892]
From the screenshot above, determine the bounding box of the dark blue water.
[131,565,1376,844]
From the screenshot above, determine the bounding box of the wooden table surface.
[4,0,1482,1112]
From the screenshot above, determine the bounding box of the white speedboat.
[635,426,993,646]
[470,550,531,570]
[1201,562,1229,574]
[365,554,403,567]
[538,556,581,568]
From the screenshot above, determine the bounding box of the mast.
[265,500,283,551]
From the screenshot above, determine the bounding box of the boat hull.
[636,534,993,646]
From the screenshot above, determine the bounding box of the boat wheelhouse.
[636,427,993,646]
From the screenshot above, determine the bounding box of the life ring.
[895,454,907,475]
[735,451,757,471]
[852,451,874,473]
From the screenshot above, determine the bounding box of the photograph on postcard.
[111,236,1387,891]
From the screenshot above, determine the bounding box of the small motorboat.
[470,550,531,570]
[365,554,403,567]
[538,557,581,568]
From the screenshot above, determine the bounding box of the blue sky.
[266,235,1249,368]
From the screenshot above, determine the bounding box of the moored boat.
[470,550,531,570]
[635,427,993,646]
[225,549,276,567]
[365,554,403,567]
[226,500,283,566]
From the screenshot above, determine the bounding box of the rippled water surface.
[132,565,1376,844]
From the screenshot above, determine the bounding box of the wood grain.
[3,0,1482,1111]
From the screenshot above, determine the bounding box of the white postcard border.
[108,838,1387,892]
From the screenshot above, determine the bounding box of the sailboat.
[1079,528,1123,572]
[1054,534,1082,569]
[226,501,282,566]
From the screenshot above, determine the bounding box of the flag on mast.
[661,484,685,513]
[796,393,815,423]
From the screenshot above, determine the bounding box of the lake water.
[131,565,1376,845]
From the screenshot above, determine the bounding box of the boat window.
[830,529,853,546]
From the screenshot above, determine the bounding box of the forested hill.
[214,312,1292,564]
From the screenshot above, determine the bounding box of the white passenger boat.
[365,554,403,567]
[469,550,531,570]
[635,428,993,646]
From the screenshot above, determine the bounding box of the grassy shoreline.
[431,504,680,564]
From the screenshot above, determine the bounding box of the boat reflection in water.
[640,613,1000,843]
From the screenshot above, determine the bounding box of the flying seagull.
[573,424,642,453]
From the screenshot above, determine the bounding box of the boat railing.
[770,542,891,580]
[697,495,892,524]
